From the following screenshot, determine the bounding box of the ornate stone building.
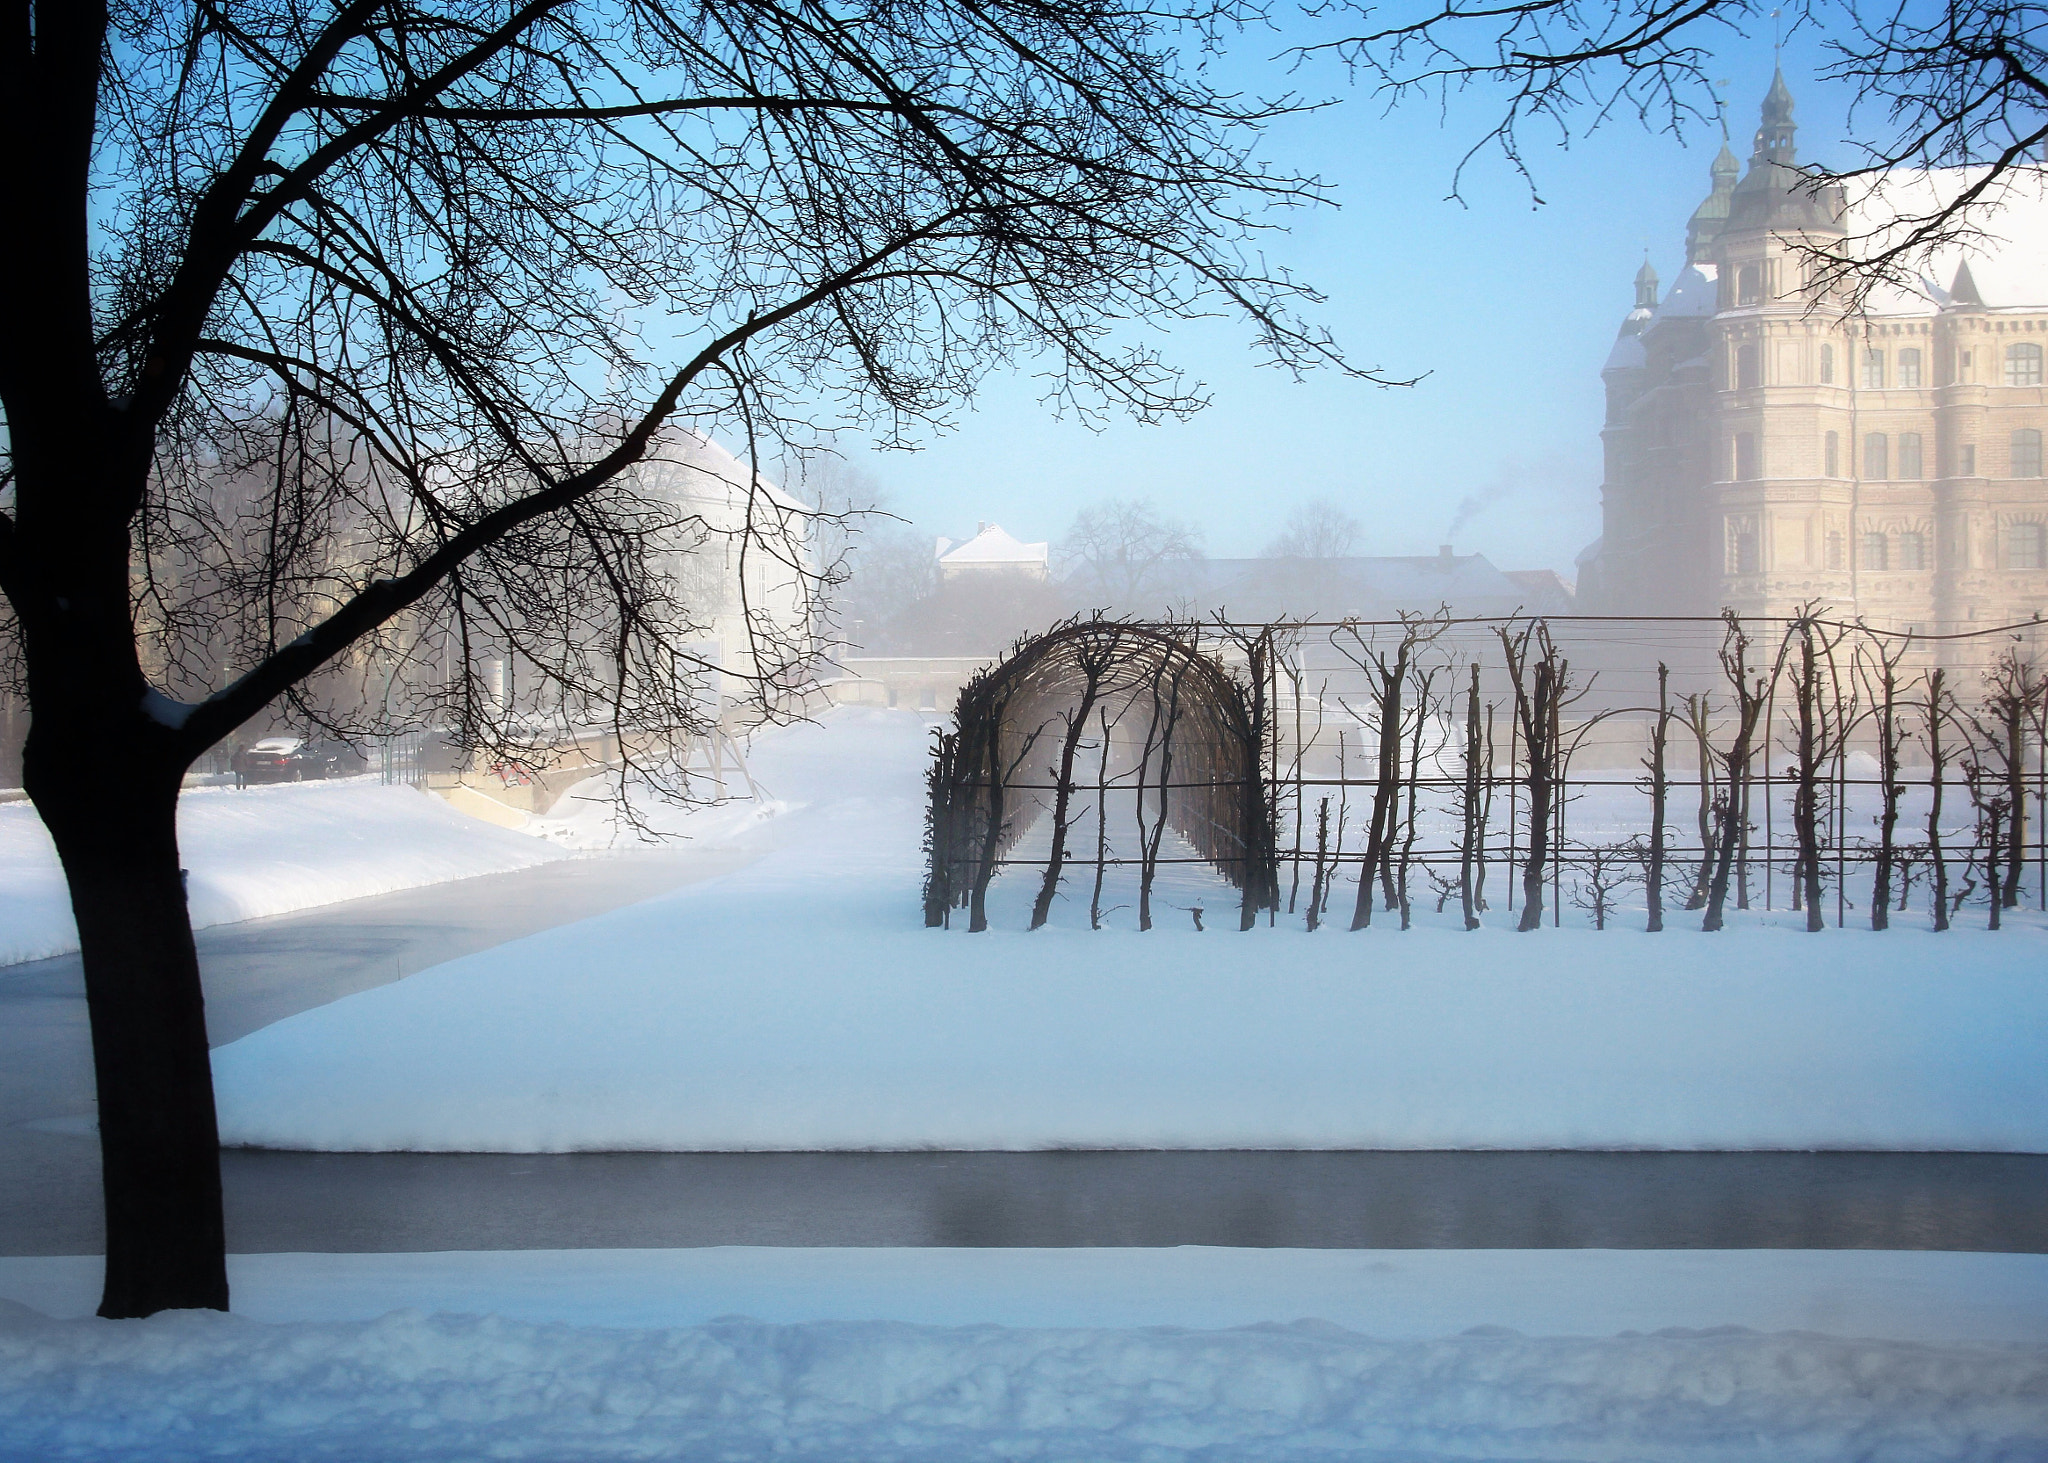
[1579,72,2048,646]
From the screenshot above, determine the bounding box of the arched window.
[1737,264,1762,306]
[2014,428,2043,478]
[1861,532,1889,571]
[1898,431,1924,479]
[1736,343,1760,389]
[1863,432,1888,479]
[1819,344,1834,384]
[2007,342,2044,386]
[1734,432,1759,480]
[1862,348,1885,389]
[1898,348,1923,388]
[2007,522,2047,571]
[1896,532,1927,571]
[1824,430,1839,476]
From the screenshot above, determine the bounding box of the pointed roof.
[1634,257,1660,309]
[1948,260,1986,307]
[935,522,1049,574]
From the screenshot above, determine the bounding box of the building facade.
[1581,72,2048,644]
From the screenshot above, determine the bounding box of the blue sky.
[832,19,1863,578]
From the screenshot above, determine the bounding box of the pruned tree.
[1497,619,1582,932]
[1030,620,1138,930]
[1570,841,1638,931]
[1974,650,2045,910]
[1781,609,1856,932]
[1308,0,2048,306]
[1921,667,1956,932]
[1457,659,1488,930]
[1702,613,1785,932]
[1857,633,1911,930]
[1641,662,1671,932]
[1680,692,1718,910]
[1335,610,1450,928]
[2,0,1360,1317]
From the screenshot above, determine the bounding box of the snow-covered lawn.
[0,780,577,968]
[2,1247,2044,1460]
[211,708,2048,1153]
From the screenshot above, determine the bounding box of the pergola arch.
[924,618,1278,931]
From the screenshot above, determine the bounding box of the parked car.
[232,736,338,786]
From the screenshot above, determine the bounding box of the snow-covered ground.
[0,780,579,968]
[3,1248,2045,1460]
[212,708,2048,1153]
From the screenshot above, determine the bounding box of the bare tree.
[1680,693,1718,911]
[1263,500,1362,559]
[1858,634,1911,930]
[1922,668,1956,932]
[1782,610,1856,932]
[1030,622,1137,929]
[2,0,1359,1317]
[1642,663,1671,933]
[1570,841,1638,930]
[1309,0,2048,304]
[1703,614,1785,932]
[1976,651,2044,909]
[1497,620,1581,932]
[1458,660,1487,930]
[1061,500,1206,611]
[1336,612,1449,928]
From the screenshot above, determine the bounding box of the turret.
[1634,257,1660,310]
[1685,143,1740,263]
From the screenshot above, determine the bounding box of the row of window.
[1733,429,2043,480]
[1726,523,2047,574]
[1735,341,2044,390]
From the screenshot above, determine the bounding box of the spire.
[1949,260,1986,308]
[1634,257,1660,309]
[1752,67,1797,165]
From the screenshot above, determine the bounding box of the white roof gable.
[936,523,1049,568]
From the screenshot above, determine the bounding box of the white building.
[935,523,1051,580]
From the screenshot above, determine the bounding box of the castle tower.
[1579,70,2048,656]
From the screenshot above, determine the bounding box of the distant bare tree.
[1782,610,1857,932]
[1308,0,2048,306]
[1062,500,1206,610]
[1498,620,1582,932]
[1641,663,1672,933]
[1921,668,1958,932]
[1263,500,1363,559]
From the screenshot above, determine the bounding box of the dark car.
[232,736,339,786]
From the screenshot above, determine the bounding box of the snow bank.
[212,708,2048,1154]
[2,1252,2045,1463]
[0,781,569,967]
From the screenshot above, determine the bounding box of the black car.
[231,736,339,786]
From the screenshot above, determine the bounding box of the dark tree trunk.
[1927,670,1951,933]
[1645,664,1669,933]
[1872,666,1901,931]
[1350,643,1408,930]
[1031,688,1102,930]
[1460,663,1482,930]
[27,731,227,1319]
[1791,631,1826,932]
[1516,663,1555,932]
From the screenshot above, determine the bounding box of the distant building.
[1580,71,2048,640]
[936,523,1051,581]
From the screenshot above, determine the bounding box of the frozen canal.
[3,853,2043,1257]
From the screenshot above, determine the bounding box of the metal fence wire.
[923,611,2048,933]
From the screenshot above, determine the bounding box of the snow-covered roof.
[1652,263,1719,321]
[936,523,1049,570]
[1604,333,1647,372]
[1838,168,2048,316]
